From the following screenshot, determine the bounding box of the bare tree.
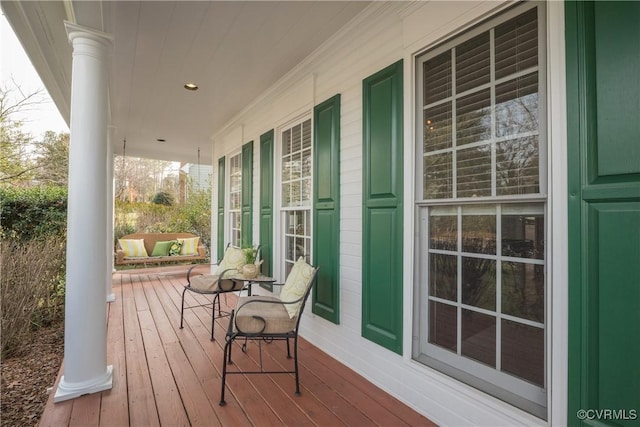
[0,80,46,185]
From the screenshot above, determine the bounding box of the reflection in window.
[462,257,496,311]
[228,153,242,247]
[461,309,496,367]
[502,319,544,386]
[457,145,492,198]
[416,5,546,417]
[424,152,452,199]
[281,118,312,278]
[456,89,491,146]
[430,254,457,301]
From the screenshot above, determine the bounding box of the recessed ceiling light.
[184,82,198,91]
[156,138,166,143]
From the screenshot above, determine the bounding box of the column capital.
[64,21,113,48]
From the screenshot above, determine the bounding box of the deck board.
[39,267,437,427]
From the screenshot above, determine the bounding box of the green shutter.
[312,94,341,323]
[259,130,274,291]
[566,2,640,426]
[217,156,225,259]
[362,60,403,354]
[241,141,253,248]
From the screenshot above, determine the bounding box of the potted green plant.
[240,246,262,278]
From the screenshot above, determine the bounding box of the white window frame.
[274,114,313,282]
[227,151,242,247]
[412,2,549,419]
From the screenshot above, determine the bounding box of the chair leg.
[210,298,216,341]
[294,335,301,396]
[220,337,231,406]
[286,337,292,359]
[180,287,187,329]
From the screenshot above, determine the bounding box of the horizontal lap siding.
[212,2,541,425]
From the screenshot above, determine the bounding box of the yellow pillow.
[280,257,315,318]
[179,237,200,255]
[118,239,148,257]
[215,246,245,275]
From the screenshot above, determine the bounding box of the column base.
[53,365,113,403]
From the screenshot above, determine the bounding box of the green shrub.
[151,191,173,206]
[1,237,66,358]
[0,186,68,240]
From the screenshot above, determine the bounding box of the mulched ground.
[1,320,64,427]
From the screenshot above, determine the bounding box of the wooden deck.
[39,266,436,426]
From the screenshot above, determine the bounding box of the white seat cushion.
[234,296,297,334]
[189,274,243,293]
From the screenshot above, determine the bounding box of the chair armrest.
[186,264,215,284]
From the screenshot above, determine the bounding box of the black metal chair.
[179,244,258,341]
[219,259,319,406]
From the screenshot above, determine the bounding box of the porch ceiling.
[2,0,369,164]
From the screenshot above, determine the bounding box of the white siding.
[211,2,566,425]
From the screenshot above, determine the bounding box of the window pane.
[456,33,490,93]
[496,136,539,195]
[302,119,312,150]
[462,206,496,254]
[291,181,301,206]
[291,124,302,153]
[430,254,457,301]
[230,192,240,210]
[285,211,296,234]
[424,152,452,199]
[301,178,311,205]
[462,257,496,310]
[456,89,491,146]
[461,309,495,367]
[495,8,538,80]
[502,262,545,322]
[302,149,312,176]
[501,320,544,386]
[429,301,457,352]
[295,237,306,260]
[286,236,295,262]
[429,208,457,251]
[424,103,453,152]
[282,182,291,206]
[502,205,544,259]
[282,155,291,182]
[292,152,302,180]
[456,144,492,198]
[496,72,538,137]
[424,51,452,105]
[283,129,292,155]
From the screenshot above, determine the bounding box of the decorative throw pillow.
[151,240,173,257]
[214,246,245,275]
[118,239,148,258]
[169,240,182,256]
[280,257,315,318]
[179,237,200,255]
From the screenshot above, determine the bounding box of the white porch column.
[106,125,115,302]
[55,23,113,403]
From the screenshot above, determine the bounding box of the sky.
[1,13,70,138]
